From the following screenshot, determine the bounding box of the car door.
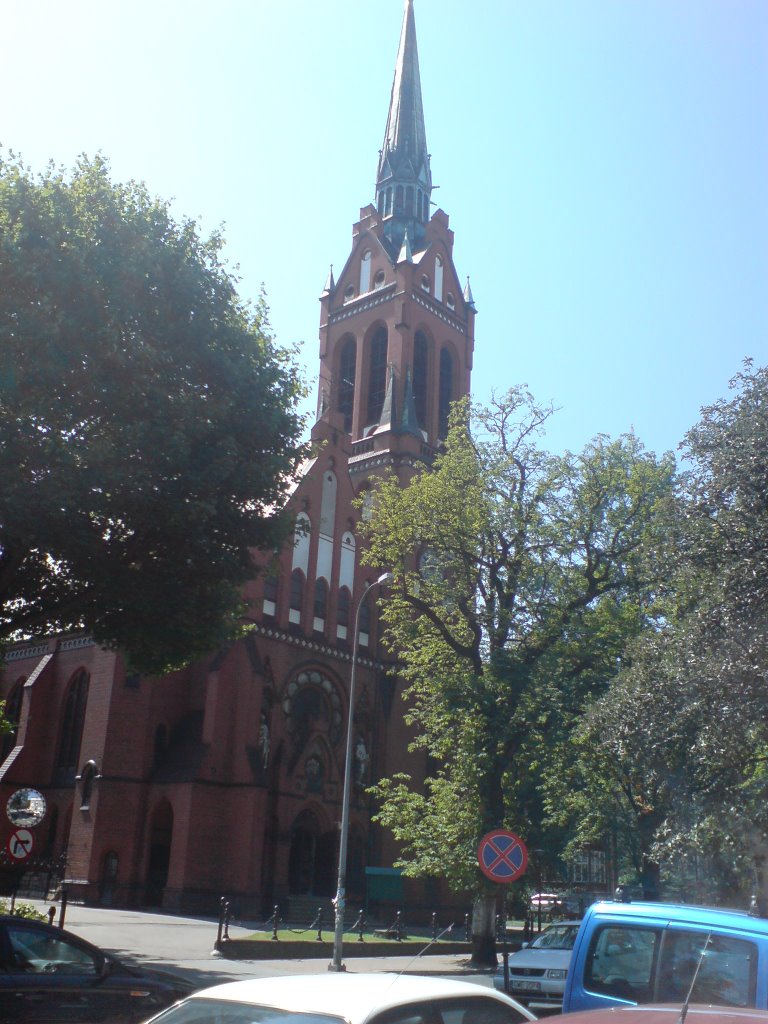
[0,917,125,1022]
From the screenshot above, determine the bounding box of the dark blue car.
[0,914,195,1021]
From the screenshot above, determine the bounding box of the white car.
[494,921,581,1011]
[142,972,536,1024]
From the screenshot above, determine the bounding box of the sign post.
[477,830,529,996]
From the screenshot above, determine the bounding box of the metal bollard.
[464,913,470,943]
[316,908,323,942]
[432,912,438,941]
[395,910,402,941]
[272,905,280,940]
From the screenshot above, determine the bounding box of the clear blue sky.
[4,0,766,459]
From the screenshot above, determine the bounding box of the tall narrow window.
[359,250,372,293]
[395,185,404,216]
[366,328,388,426]
[406,186,414,216]
[358,598,371,648]
[338,337,356,434]
[79,760,97,810]
[337,587,351,642]
[263,569,278,619]
[289,570,305,626]
[313,578,328,633]
[434,255,444,302]
[438,347,454,441]
[57,670,89,773]
[413,331,429,429]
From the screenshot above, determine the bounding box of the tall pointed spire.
[375,0,432,255]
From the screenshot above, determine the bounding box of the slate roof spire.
[375,0,432,254]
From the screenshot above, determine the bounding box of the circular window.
[344,284,355,303]
[446,292,455,309]
[421,275,431,292]
[374,269,386,289]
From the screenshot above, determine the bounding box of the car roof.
[586,900,768,933]
[184,973,533,1022]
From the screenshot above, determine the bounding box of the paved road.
[26,900,493,993]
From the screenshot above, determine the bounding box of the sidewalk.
[24,900,494,988]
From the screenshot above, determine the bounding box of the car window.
[3,923,100,975]
[585,925,658,1003]
[532,925,578,950]
[656,930,757,1008]
[435,996,530,1024]
[144,1002,346,1024]
[372,1001,435,1024]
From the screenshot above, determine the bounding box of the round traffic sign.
[7,828,34,861]
[477,829,528,883]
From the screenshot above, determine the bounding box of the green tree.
[0,153,308,674]
[360,390,675,964]
[557,361,768,907]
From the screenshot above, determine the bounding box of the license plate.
[513,981,541,992]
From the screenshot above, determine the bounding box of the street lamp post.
[329,571,393,972]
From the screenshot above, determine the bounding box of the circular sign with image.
[7,788,47,828]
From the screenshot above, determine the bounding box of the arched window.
[406,186,414,216]
[377,191,384,216]
[262,569,278,619]
[338,337,356,434]
[359,249,372,294]
[366,328,388,426]
[386,188,392,216]
[395,185,404,216]
[79,760,97,810]
[57,669,89,773]
[289,570,305,626]
[337,587,351,641]
[438,347,454,441]
[358,598,371,648]
[0,680,23,761]
[435,255,444,302]
[413,331,429,428]
[313,578,328,633]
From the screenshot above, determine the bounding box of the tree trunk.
[750,852,768,916]
[470,893,497,968]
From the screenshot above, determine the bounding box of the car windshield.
[530,925,578,950]
[147,1001,347,1024]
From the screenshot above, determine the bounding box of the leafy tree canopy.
[0,153,308,674]
[360,390,675,901]
[558,361,768,904]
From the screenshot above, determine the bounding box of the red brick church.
[0,0,477,917]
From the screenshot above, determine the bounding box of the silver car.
[494,921,581,1011]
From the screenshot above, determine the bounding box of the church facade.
[0,0,477,918]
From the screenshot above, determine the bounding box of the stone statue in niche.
[354,736,369,784]
[305,754,324,793]
[259,712,270,769]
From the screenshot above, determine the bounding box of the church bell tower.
[315,0,476,483]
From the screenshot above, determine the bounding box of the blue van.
[561,900,768,1013]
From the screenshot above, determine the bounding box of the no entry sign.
[477,829,528,883]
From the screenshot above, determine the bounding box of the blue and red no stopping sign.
[477,829,528,883]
